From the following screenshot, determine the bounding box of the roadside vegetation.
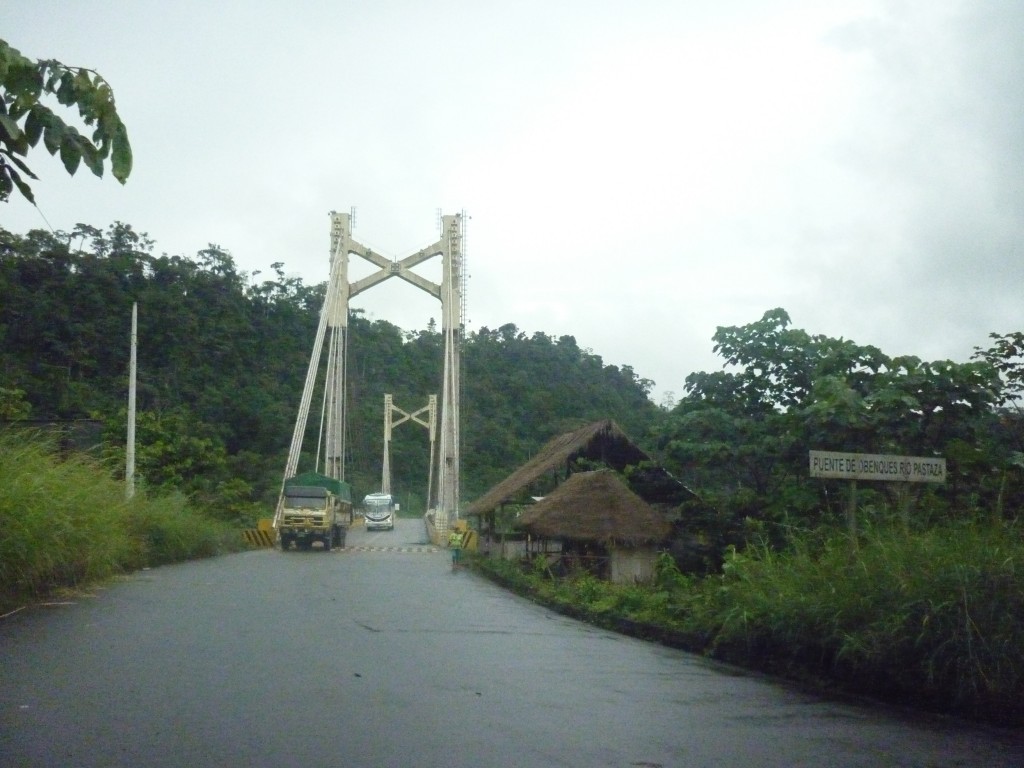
[689,521,1023,722]
[0,431,245,613]
[472,518,1024,725]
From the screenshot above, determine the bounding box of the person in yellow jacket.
[448,529,464,568]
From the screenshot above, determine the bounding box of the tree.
[0,38,131,203]
[657,309,1007,539]
[974,331,1024,407]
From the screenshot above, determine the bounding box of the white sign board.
[809,451,946,483]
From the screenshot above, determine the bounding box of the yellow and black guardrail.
[242,518,276,548]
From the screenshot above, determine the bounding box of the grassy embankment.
[0,432,247,613]
[471,521,1024,726]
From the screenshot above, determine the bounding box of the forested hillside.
[0,223,662,520]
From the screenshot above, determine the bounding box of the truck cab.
[277,472,351,551]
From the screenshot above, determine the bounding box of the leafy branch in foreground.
[0,38,132,203]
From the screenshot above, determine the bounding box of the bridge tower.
[382,393,437,504]
[277,211,465,535]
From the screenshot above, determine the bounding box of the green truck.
[278,472,352,551]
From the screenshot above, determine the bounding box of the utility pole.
[126,302,137,500]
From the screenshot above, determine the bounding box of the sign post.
[809,450,946,542]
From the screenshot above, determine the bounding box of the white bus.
[363,492,397,531]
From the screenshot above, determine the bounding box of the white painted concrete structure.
[277,211,465,535]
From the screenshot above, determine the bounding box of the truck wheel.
[324,535,332,552]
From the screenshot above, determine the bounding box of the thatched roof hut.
[517,469,671,547]
[465,419,692,567]
[465,420,654,518]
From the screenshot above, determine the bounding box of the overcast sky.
[3,1,1023,404]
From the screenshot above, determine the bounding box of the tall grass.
[0,431,245,610]
[470,522,1024,725]
[688,522,1024,722]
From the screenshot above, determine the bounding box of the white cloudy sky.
[3,1,1022,404]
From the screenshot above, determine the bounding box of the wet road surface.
[2,518,1022,767]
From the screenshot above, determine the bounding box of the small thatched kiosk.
[517,469,671,583]
[465,419,692,561]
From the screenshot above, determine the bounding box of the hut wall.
[480,534,529,560]
[499,537,528,560]
[610,546,659,584]
[480,534,563,561]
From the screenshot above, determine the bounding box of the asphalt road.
[2,518,1022,767]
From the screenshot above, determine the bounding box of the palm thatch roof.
[516,469,671,547]
[465,420,650,517]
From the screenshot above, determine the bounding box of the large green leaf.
[0,148,36,178]
[23,106,43,146]
[111,122,132,183]
[59,134,81,175]
[42,119,64,154]
[6,163,34,202]
[55,72,76,106]
[0,112,22,141]
[78,138,103,177]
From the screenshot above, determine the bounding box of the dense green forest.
[0,223,661,521]
[2,222,1022,541]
